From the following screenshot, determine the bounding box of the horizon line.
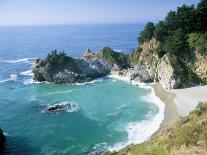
[0,21,152,27]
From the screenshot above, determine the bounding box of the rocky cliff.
[32,48,129,83]
[32,39,206,88]
[126,38,206,89]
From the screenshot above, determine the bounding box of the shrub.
[46,50,68,65]
[188,32,207,55]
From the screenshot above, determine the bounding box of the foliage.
[163,29,190,56]
[196,0,207,32]
[153,21,168,42]
[46,50,68,65]
[176,4,197,34]
[135,0,207,60]
[188,32,207,55]
[138,22,155,44]
[98,47,129,68]
[110,102,207,155]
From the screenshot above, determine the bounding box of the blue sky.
[0,0,199,26]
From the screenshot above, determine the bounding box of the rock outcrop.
[193,52,207,83]
[32,48,129,83]
[32,39,206,89]
[0,128,5,153]
[114,38,161,83]
[156,54,182,89]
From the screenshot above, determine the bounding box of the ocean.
[0,24,164,155]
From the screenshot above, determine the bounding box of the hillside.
[125,0,207,89]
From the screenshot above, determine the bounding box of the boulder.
[45,104,70,112]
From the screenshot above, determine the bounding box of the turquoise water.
[0,24,163,155]
[0,78,159,154]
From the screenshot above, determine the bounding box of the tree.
[138,22,155,44]
[153,21,168,42]
[165,11,178,34]
[196,0,207,32]
[163,29,190,56]
[176,4,196,34]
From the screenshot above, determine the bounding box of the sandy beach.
[151,83,179,135]
[173,85,207,116]
[152,83,207,136]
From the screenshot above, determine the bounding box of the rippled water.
[0,24,164,155]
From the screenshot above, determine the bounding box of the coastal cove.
[0,24,166,154]
[0,71,165,155]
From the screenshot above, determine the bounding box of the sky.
[0,0,199,26]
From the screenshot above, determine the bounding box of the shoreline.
[108,74,207,151]
[151,83,179,137]
[151,83,207,137]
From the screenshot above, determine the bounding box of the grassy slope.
[109,102,207,155]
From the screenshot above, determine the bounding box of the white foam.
[74,78,103,85]
[108,75,131,82]
[1,58,36,64]
[108,74,165,152]
[20,69,33,76]
[41,90,73,96]
[0,74,17,83]
[23,78,42,85]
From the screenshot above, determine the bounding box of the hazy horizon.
[0,0,199,26]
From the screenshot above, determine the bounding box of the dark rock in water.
[44,103,70,112]
[32,48,129,84]
[0,128,5,153]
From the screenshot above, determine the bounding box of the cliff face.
[120,38,160,83]
[156,54,181,89]
[128,38,206,89]
[32,48,129,83]
[194,53,207,83]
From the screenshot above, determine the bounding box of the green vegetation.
[163,29,190,57]
[46,50,68,65]
[128,47,142,64]
[137,0,207,59]
[98,47,129,68]
[138,22,155,44]
[45,50,80,73]
[110,102,207,155]
[188,32,207,55]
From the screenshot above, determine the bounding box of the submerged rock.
[43,102,79,113]
[45,104,69,112]
[0,128,5,153]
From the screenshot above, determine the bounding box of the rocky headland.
[32,38,207,90]
[32,47,129,84]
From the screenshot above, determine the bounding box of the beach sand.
[173,85,207,116]
[152,83,207,137]
[151,83,179,136]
